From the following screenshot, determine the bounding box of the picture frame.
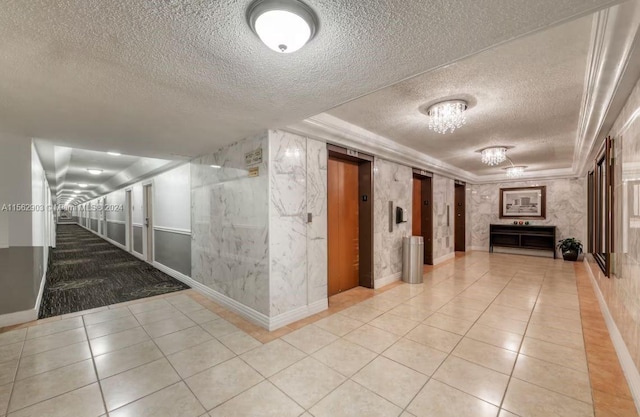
[499,186,546,219]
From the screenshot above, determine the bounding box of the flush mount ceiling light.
[78,183,88,188]
[425,99,468,134]
[480,147,507,166]
[87,169,103,175]
[247,0,318,53]
[210,165,221,169]
[505,166,526,178]
[107,151,121,156]
[73,190,80,194]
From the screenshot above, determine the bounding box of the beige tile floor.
[0,252,618,416]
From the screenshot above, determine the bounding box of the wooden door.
[455,183,466,252]
[328,158,360,296]
[412,178,422,236]
[423,177,434,264]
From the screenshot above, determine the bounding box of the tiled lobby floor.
[0,252,636,417]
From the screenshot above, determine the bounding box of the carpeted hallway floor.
[38,224,189,318]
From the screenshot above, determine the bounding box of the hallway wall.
[191,133,270,315]
[0,137,53,322]
[373,158,412,286]
[268,130,328,317]
[468,178,587,254]
[433,174,456,263]
[589,75,640,372]
[80,163,192,278]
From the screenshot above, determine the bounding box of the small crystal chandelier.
[506,166,526,178]
[426,100,468,134]
[480,147,507,166]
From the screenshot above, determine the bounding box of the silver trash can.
[402,236,424,284]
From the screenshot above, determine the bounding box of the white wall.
[153,163,190,231]
[0,133,32,247]
[131,184,144,226]
[105,189,126,222]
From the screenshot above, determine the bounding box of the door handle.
[145,218,149,227]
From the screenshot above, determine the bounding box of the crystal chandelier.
[480,147,507,166]
[426,100,468,134]
[506,166,526,178]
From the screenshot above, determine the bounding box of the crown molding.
[285,113,481,183]
[285,114,585,185]
[574,2,640,176]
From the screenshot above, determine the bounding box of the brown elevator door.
[328,158,360,296]
[412,178,422,236]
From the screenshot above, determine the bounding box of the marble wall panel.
[433,174,455,261]
[269,130,308,316]
[191,133,270,315]
[373,158,413,282]
[469,178,587,254]
[306,138,328,304]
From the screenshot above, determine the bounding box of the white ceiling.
[327,15,593,176]
[0,0,620,160]
[33,142,178,204]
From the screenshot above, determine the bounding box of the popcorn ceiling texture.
[329,15,593,176]
[0,0,618,159]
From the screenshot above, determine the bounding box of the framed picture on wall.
[499,186,546,219]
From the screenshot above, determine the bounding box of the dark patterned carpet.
[39,224,189,318]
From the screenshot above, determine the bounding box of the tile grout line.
[81,314,110,417]
[496,265,547,415]
[396,267,518,414]
[3,328,27,416]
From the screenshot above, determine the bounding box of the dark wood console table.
[490,224,556,258]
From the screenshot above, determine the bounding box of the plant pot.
[562,250,579,262]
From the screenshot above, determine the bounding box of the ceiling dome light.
[248,0,318,53]
[78,183,88,188]
[107,151,121,156]
[505,166,526,178]
[425,100,468,134]
[480,147,507,166]
[87,169,103,175]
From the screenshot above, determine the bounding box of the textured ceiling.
[327,15,593,176]
[0,0,619,160]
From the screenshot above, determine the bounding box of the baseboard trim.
[269,299,328,330]
[434,252,455,265]
[469,246,489,252]
[153,261,271,330]
[375,272,402,289]
[0,309,38,328]
[584,259,640,414]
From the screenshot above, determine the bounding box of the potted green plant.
[557,238,583,261]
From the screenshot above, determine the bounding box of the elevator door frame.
[412,169,434,265]
[327,144,374,291]
[454,181,466,252]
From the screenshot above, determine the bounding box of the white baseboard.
[153,261,327,331]
[434,252,455,265]
[0,309,38,328]
[584,259,640,414]
[269,299,328,331]
[153,261,271,330]
[34,269,47,317]
[375,272,402,289]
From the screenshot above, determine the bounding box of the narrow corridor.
[38,225,188,318]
